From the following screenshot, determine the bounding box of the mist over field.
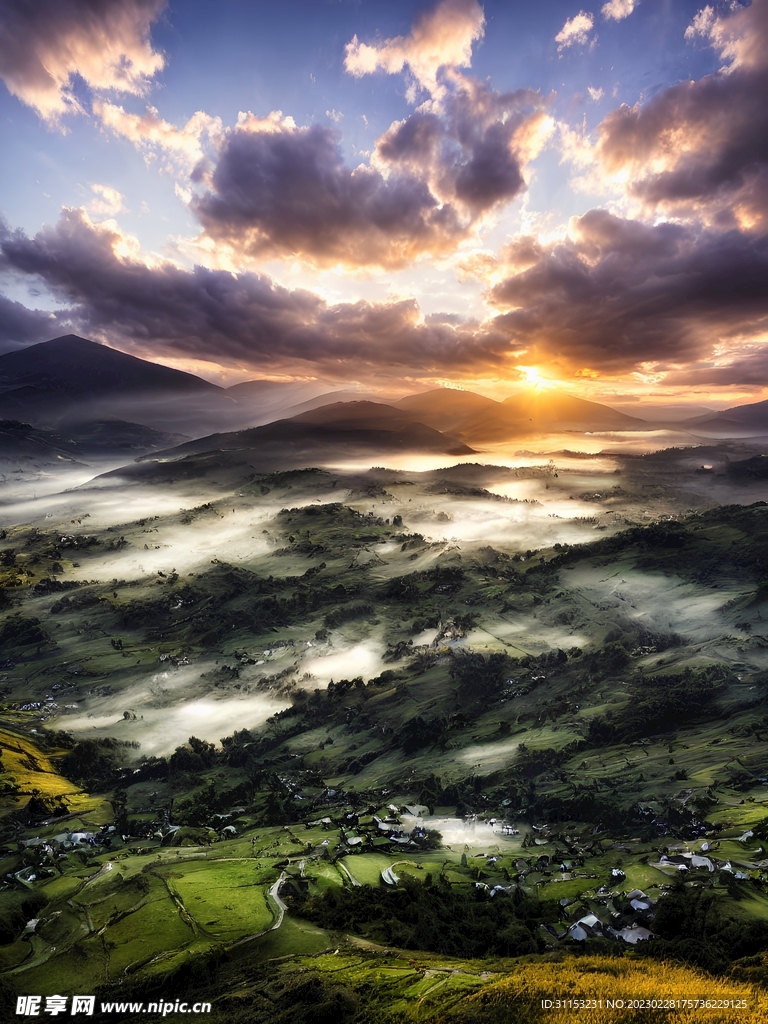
[5,404,768,757]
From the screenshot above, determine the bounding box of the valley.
[2,431,768,1020]
[3,339,768,1020]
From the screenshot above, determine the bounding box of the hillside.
[3,469,768,1013]
[0,418,188,468]
[132,400,476,471]
[683,398,768,437]
[396,387,647,442]
[0,336,219,398]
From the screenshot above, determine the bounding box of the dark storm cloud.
[0,209,510,376]
[0,0,166,123]
[596,0,768,229]
[191,78,548,269]
[375,79,545,214]
[191,122,464,270]
[0,292,69,352]
[662,352,768,389]
[489,209,768,375]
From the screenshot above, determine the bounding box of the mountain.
[396,387,646,442]
[0,339,649,448]
[291,400,434,429]
[0,336,323,437]
[0,335,233,435]
[682,398,768,437]
[121,400,475,479]
[396,389,499,434]
[0,417,188,469]
[225,379,330,408]
[159,400,475,456]
[0,335,219,398]
[280,390,377,418]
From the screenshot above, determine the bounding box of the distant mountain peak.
[0,334,220,397]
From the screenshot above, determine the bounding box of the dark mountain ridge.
[0,335,220,397]
[682,397,768,436]
[139,401,475,466]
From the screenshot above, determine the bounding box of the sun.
[518,366,555,389]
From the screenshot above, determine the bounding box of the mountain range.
[4,336,768,468]
[0,336,328,436]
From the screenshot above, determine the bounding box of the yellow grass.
[0,727,96,814]
[453,956,768,1023]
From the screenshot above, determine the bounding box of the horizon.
[1,0,767,412]
[0,332,733,417]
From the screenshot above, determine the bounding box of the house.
[690,855,714,872]
[381,866,399,886]
[568,914,604,941]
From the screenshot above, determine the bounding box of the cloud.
[190,80,550,269]
[661,346,768,389]
[82,1,548,271]
[587,86,604,101]
[0,208,511,376]
[344,0,485,100]
[487,209,768,378]
[601,0,636,22]
[94,101,223,174]
[0,293,67,350]
[555,11,595,51]
[0,0,166,124]
[684,6,717,45]
[375,75,552,210]
[3,206,768,387]
[595,0,768,229]
[88,184,126,217]
[190,117,463,269]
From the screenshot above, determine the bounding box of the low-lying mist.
[5,432,768,761]
[62,673,286,757]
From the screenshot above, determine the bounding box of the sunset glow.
[0,0,767,408]
[517,366,557,390]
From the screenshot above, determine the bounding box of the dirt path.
[228,871,288,948]
[337,861,361,886]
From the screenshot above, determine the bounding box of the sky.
[0,0,767,408]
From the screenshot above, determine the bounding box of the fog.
[452,737,522,774]
[423,816,514,849]
[5,430,768,761]
[54,634,395,757]
[0,474,223,532]
[568,565,742,644]
[60,662,286,756]
[0,459,136,511]
[325,428,706,476]
[463,621,590,655]
[302,640,387,685]
[399,496,613,551]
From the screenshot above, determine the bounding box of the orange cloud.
[344,0,485,100]
[95,100,223,173]
[189,75,549,270]
[487,209,768,378]
[595,0,768,229]
[0,0,166,124]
